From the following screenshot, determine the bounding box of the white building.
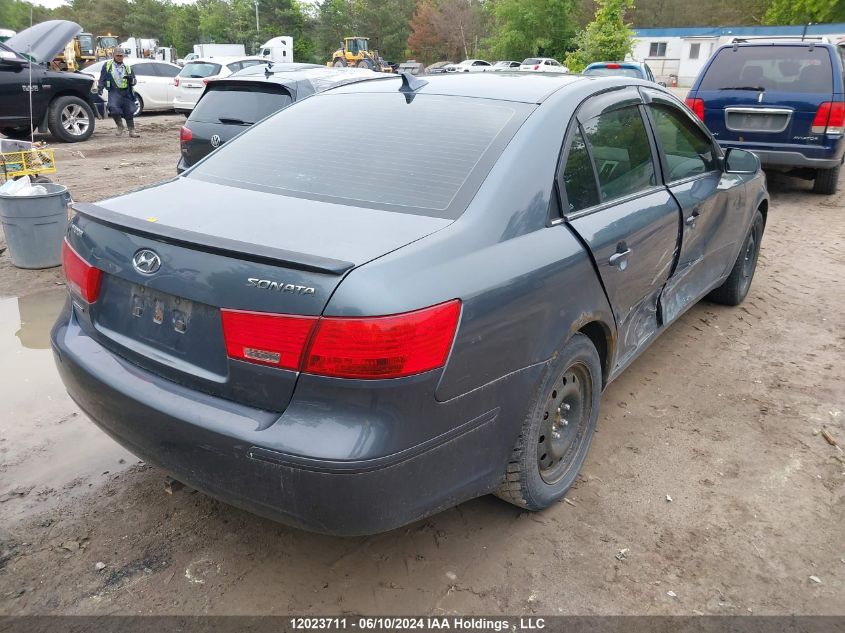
[632,23,845,87]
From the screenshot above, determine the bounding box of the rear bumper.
[717,140,844,170]
[51,304,536,535]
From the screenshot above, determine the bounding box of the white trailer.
[259,36,293,63]
[193,43,246,58]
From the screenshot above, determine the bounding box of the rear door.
[560,88,682,370]
[152,62,180,106]
[695,44,834,159]
[132,63,161,108]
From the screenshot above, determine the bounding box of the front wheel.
[357,58,373,69]
[812,164,840,195]
[47,96,95,143]
[495,333,601,510]
[333,58,347,67]
[708,209,764,306]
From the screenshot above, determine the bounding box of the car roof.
[585,61,645,67]
[718,39,837,49]
[187,56,264,64]
[214,65,390,96]
[323,72,589,104]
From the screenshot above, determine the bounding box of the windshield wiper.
[719,86,765,91]
[218,117,253,125]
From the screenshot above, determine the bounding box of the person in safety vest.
[97,50,139,137]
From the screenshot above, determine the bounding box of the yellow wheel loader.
[328,37,393,72]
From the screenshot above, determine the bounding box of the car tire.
[47,96,95,143]
[708,209,764,306]
[495,333,601,510]
[133,95,144,117]
[812,165,840,195]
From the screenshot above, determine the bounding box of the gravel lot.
[0,113,843,616]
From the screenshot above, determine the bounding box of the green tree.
[763,0,845,25]
[488,0,578,62]
[564,0,633,72]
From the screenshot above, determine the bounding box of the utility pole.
[254,0,260,35]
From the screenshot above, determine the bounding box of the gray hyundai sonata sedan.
[52,72,768,535]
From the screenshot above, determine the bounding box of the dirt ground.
[0,112,843,617]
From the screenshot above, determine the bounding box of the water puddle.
[0,289,134,524]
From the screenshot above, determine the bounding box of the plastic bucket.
[0,183,70,269]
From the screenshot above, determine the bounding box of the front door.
[641,88,748,323]
[559,89,682,370]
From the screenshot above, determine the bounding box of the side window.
[581,106,656,202]
[648,103,717,181]
[226,62,242,72]
[241,59,263,69]
[561,128,599,213]
[154,63,179,77]
[133,64,155,76]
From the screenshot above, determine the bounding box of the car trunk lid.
[68,178,451,412]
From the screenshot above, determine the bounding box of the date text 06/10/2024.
[289,617,548,631]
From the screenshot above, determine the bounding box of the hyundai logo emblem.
[210,134,222,148]
[133,249,161,275]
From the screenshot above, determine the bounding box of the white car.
[177,52,199,67]
[491,60,521,71]
[446,59,492,73]
[173,56,266,113]
[82,58,181,117]
[519,57,568,72]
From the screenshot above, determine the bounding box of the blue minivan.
[686,39,845,194]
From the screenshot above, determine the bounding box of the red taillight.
[220,310,316,369]
[304,301,461,379]
[62,240,102,303]
[179,126,193,143]
[173,77,179,87]
[812,101,845,135]
[605,63,621,69]
[685,97,705,120]
[203,78,210,85]
[220,300,461,379]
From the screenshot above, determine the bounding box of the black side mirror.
[724,148,760,174]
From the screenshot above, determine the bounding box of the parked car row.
[438,58,570,74]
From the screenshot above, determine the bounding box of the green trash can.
[0,182,71,269]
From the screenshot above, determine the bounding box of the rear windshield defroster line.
[186,93,530,219]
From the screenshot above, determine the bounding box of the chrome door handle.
[685,208,701,226]
[609,249,631,269]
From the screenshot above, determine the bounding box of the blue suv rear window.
[700,45,833,94]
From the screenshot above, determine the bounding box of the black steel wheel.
[708,209,764,306]
[496,333,602,510]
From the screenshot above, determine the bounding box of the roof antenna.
[399,71,427,94]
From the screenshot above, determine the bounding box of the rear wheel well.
[577,321,611,387]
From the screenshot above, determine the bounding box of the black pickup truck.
[0,21,98,143]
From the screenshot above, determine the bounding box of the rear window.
[188,93,524,218]
[522,58,542,65]
[699,45,833,93]
[178,62,221,78]
[190,84,292,124]
[583,66,642,79]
